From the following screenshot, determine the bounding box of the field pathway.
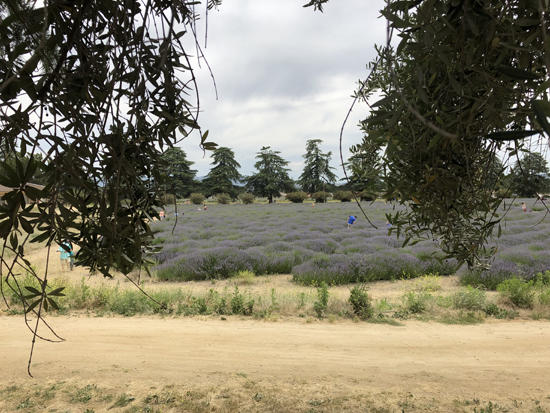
[2,316,550,409]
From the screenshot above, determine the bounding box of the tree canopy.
[202,147,242,198]
[246,146,294,203]
[0,0,218,373]
[347,136,384,197]
[335,0,550,267]
[510,152,550,197]
[159,148,197,199]
[298,139,336,193]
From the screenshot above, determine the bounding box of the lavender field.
[151,200,550,286]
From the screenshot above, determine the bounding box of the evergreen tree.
[159,148,197,198]
[246,146,294,203]
[202,147,242,198]
[298,139,336,193]
[509,153,550,197]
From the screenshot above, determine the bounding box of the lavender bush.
[151,199,550,285]
[460,199,550,289]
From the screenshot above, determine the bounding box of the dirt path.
[1,316,550,411]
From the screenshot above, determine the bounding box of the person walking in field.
[58,241,74,271]
[522,202,527,212]
[347,215,356,229]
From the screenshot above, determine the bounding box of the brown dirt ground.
[1,315,550,412]
[1,246,549,411]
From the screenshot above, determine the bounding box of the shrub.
[348,285,373,319]
[192,297,208,314]
[413,274,442,292]
[232,270,255,285]
[538,288,550,306]
[231,287,245,314]
[311,191,330,203]
[239,193,255,204]
[313,282,329,318]
[216,193,232,204]
[534,271,550,287]
[497,277,535,309]
[214,295,228,315]
[189,193,205,205]
[402,291,431,314]
[334,190,354,202]
[156,247,260,281]
[292,253,428,286]
[286,191,308,203]
[460,264,516,290]
[483,303,517,319]
[451,287,486,311]
[359,190,376,201]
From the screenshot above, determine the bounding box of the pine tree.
[246,146,294,203]
[298,139,336,193]
[202,147,242,198]
[159,148,197,198]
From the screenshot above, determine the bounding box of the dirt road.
[1,316,549,411]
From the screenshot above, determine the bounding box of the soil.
[1,246,549,411]
[1,315,550,412]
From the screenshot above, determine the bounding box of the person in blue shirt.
[58,241,74,271]
[347,215,356,229]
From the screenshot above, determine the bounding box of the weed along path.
[1,316,550,411]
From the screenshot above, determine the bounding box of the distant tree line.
[160,140,550,202]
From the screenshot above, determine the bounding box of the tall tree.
[510,153,550,197]
[160,148,197,198]
[246,146,294,203]
[298,139,336,193]
[202,147,242,198]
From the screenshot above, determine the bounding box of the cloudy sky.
[178,0,387,180]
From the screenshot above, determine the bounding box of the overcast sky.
[178,0,387,180]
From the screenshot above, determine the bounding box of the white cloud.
[178,0,387,180]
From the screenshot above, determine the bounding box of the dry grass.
[3,378,542,413]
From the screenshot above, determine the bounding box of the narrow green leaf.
[25,299,41,314]
[497,65,541,80]
[48,287,66,297]
[24,286,41,295]
[486,129,541,141]
[47,297,59,311]
[533,100,550,136]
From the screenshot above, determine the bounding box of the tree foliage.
[202,147,242,198]
[160,148,197,198]
[0,0,217,373]
[286,191,308,203]
[298,139,336,193]
[246,146,294,203]
[510,152,550,197]
[341,0,550,267]
[347,137,384,197]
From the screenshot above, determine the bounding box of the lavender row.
[151,200,550,285]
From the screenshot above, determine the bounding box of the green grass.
[4,273,550,322]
